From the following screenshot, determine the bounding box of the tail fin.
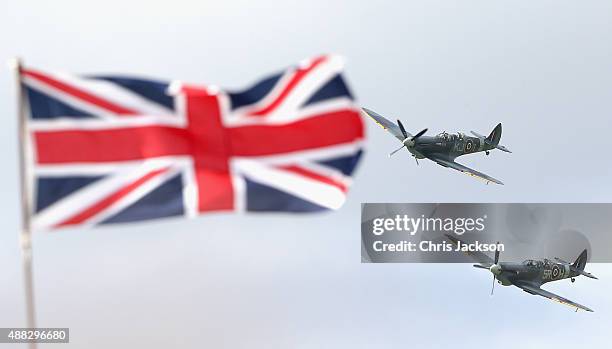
[572,249,588,272]
[486,123,502,148]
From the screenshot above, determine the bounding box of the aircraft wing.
[444,233,494,266]
[362,108,407,141]
[426,156,504,185]
[515,282,594,312]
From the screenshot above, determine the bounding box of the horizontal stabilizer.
[555,254,597,279]
[470,130,511,153]
[578,270,598,280]
[470,130,486,139]
[496,145,512,153]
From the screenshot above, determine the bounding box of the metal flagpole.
[10,57,38,349]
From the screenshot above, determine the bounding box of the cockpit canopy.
[436,132,458,141]
[523,259,543,268]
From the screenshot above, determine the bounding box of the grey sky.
[2,1,612,348]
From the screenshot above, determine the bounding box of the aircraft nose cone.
[489,264,502,275]
[403,138,414,147]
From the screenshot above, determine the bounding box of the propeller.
[494,244,500,264]
[490,242,501,296]
[388,120,428,158]
[490,274,496,296]
[411,128,428,141]
[388,145,405,157]
[397,119,408,139]
[470,242,503,295]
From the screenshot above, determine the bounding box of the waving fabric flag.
[21,55,365,231]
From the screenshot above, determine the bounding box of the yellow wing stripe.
[366,114,388,131]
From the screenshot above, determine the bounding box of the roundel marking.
[552,265,560,279]
[466,140,473,152]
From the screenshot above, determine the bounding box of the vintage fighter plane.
[362,108,511,185]
[445,234,598,312]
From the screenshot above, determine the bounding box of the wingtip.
[361,107,380,120]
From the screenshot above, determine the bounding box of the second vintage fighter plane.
[362,108,511,185]
[446,234,598,312]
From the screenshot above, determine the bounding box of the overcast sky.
[2,1,612,348]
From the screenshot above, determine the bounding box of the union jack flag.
[21,55,365,231]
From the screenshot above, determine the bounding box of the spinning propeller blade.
[389,145,405,157]
[491,242,500,296]
[494,243,500,264]
[411,128,428,141]
[397,119,408,138]
[392,121,427,158]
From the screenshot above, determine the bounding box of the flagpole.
[10,57,38,349]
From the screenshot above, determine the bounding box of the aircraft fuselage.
[407,132,493,160]
[495,259,576,287]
